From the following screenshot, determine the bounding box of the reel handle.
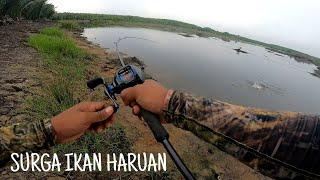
[87,77,104,89]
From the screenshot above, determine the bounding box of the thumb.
[85,106,114,123]
[120,87,137,105]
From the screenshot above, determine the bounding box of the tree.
[0,0,55,20]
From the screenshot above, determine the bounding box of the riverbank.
[54,13,320,67]
[0,21,269,179]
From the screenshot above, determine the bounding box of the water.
[83,27,320,114]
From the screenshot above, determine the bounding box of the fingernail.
[105,106,114,114]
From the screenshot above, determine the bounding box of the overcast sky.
[49,0,320,57]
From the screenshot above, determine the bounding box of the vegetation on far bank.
[54,13,320,66]
[0,0,55,20]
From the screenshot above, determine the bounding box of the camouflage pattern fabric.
[164,91,320,180]
[0,118,55,165]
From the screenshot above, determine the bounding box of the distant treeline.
[0,0,55,20]
[55,13,320,66]
[54,12,212,31]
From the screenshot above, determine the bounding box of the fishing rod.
[114,36,157,67]
[87,37,195,180]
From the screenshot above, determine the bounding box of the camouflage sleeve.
[0,119,55,164]
[164,91,320,179]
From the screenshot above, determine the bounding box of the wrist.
[44,118,57,145]
[162,89,174,112]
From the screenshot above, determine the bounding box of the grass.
[40,27,64,37]
[26,27,135,178]
[51,124,136,179]
[27,83,78,120]
[53,13,320,66]
[27,27,85,119]
[29,28,84,58]
[54,124,132,155]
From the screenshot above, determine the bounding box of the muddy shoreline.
[0,21,53,126]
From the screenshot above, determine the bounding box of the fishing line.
[114,36,157,67]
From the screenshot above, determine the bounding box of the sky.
[49,0,320,57]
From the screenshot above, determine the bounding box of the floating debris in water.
[247,80,285,95]
[233,47,248,54]
[251,82,266,90]
[232,80,285,96]
[310,66,320,78]
[179,33,194,37]
[275,53,284,57]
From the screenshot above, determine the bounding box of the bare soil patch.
[0,21,52,126]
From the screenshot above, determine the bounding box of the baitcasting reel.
[87,64,144,111]
[87,64,195,180]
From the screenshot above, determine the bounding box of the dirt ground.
[0,21,270,179]
[0,21,53,126]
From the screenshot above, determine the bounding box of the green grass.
[29,28,85,58]
[54,124,132,155]
[39,27,64,37]
[52,124,134,178]
[26,82,78,120]
[53,13,320,66]
[27,27,86,119]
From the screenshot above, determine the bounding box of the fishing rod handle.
[162,139,196,180]
[140,108,169,142]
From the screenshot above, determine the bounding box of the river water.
[83,27,320,114]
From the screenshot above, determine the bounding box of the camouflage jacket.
[0,118,55,165]
[164,91,320,179]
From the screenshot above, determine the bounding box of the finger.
[89,121,102,132]
[93,120,106,133]
[78,102,106,112]
[120,87,137,106]
[84,106,114,124]
[104,115,115,129]
[95,115,115,133]
[96,125,104,133]
[129,101,137,108]
[132,105,141,115]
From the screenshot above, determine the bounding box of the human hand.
[120,80,169,116]
[51,102,115,144]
